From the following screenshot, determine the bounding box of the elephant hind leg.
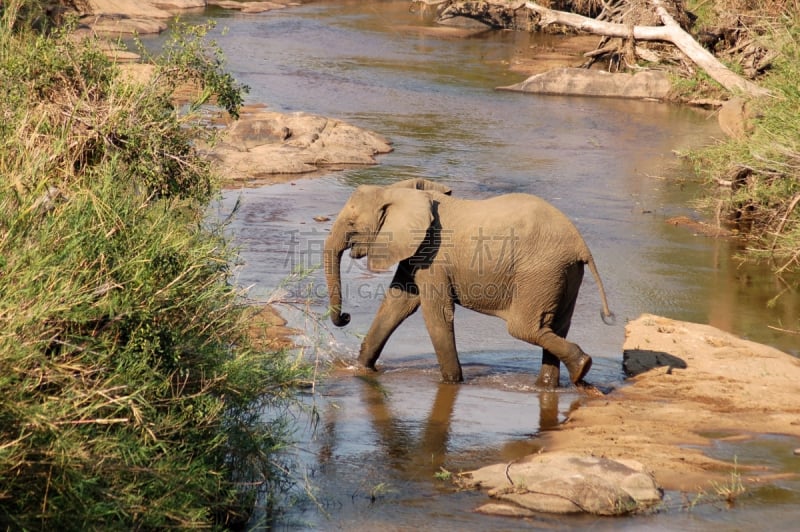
[536,265,583,387]
[526,327,591,385]
[512,262,588,387]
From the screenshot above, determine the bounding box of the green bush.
[0,10,306,530]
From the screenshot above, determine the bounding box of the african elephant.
[323,178,613,388]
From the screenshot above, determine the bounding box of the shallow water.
[143,1,799,529]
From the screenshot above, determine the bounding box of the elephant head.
[324,179,450,327]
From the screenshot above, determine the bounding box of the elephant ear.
[388,178,452,196]
[368,188,433,272]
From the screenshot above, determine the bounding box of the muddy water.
[146,0,799,528]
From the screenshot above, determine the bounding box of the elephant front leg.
[358,284,420,370]
[535,350,561,389]
[420,297,463,383]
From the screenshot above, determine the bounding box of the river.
[142,1,799,529]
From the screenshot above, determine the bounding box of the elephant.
[323,178,613,388]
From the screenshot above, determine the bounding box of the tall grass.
[0,7,307,529]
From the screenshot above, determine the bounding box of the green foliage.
[0,0,54,33]
[140,19,250,118]
[0,10,304,530]
[434,467,452,481]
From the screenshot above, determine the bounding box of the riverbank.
[0,15,311,527]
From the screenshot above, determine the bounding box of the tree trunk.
[525,1,770,98]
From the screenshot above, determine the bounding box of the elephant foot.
[358,345,380,370]
[440,370,464,383]
[360,362,378,372]
[565,353,592,384]
[535,364,560,389]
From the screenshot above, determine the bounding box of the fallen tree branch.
[525,1,770,98]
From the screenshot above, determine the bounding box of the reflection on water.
[287,362,584,530]
[142,1,799,529]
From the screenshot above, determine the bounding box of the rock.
[208,0,290,13]
[83,0,174,19]
[246,304,299,351]
[150,0,207,10]
[474,503,536,518]
[718,97,752,139]
[461,451,662,516]
[76,0,292,35]
[539,314,800,493]
[436,16,491,30]
[77,0,173,35]
[80,15,169,35]
[498,68,672,100]
[207,110,393,181]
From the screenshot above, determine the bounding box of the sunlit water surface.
[142,1,799,529]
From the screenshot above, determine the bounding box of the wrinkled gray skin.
[323,178,613,388]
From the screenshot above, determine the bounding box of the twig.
[770,192,800,252]
[776,247,800,274]
[767,324,800,335]
[52,418,130,426]
[505,457,521,485]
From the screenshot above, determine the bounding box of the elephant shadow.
[622,348,687,377]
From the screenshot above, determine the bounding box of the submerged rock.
[461,451,662,516]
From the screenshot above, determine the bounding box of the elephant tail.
[585,255,615,325]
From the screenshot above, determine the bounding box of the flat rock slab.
[461,451,662,516]
[499,67,671,100]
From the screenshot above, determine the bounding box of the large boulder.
[76,0,291,35]
[77,0,173,34]
[206,109,393,181]
[461,451,662,516]
[499,67,671,100]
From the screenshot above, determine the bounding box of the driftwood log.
[525,1,770,97]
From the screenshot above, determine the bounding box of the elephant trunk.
[324,231,351,327]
